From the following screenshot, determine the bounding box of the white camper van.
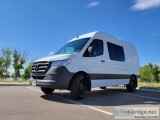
[30,31,140,99]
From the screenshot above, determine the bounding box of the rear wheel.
[126,76,137,92]
[41,87,54,94]
[100,87,106,89]
[71,74,87,100]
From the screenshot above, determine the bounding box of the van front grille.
[31,61,49,75]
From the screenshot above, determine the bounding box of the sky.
[0,0,160,67]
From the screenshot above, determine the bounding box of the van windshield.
[55,38,90,55]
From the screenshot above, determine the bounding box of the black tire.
[41,87,54,94]
[71,74,87,100]
[100,87,106,89]
[126,76,137,92]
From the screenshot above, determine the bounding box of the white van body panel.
[67,31,139,75]
[35,54,77,62]
[91,79,129,88]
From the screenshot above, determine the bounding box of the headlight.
[51,59,72,67]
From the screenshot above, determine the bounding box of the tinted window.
[84,39,103,57]
[107,42,125,61]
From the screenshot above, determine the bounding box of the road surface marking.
[27,87,113,116]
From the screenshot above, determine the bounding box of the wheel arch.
[69,71,91,91]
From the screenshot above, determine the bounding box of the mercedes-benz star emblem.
[34,64,39,71]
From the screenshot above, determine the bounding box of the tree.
[158,67,160,82]
[153,64,160,83]
[22,62,32,80]
[13,50,26,80]
[1,48,11,79]
[140,64,154,82]
[140,63,160,83]
[0,57,5,80]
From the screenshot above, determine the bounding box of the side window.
[107,42,125,61]
[83,39,103,57]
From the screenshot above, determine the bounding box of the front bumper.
[30,66,74,89]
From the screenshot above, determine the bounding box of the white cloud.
[48,52,54,56]
[131,0,160,11]
[87,1,100,8]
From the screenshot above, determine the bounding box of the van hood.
[35,54,76,62]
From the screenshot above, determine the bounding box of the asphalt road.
[0,86,159,120]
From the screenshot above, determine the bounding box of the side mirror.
[88,46,95,56]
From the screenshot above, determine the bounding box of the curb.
[0,83,29,86]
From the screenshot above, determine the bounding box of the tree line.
[0,48,32,80]
[140,63,160,83]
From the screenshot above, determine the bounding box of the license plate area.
[31,80,37,86]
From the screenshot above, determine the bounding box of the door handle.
[101,60,105,62]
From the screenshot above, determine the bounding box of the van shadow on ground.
[41,88,160,106]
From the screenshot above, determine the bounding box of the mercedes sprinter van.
[30,31,140,100]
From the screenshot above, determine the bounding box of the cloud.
[87,1,100,8]
[48,52,54,56]
[131,0,160,11]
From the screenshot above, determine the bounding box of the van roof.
[68,31,135,48]
[69,31,120,42]
[69,31,98,42]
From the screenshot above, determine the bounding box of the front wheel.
[41,87,54,94]
[126,76,137,92]
[71,74,87,100]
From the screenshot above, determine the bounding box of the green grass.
[138,81,160,89]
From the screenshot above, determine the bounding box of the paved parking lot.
[0,86,159,120]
